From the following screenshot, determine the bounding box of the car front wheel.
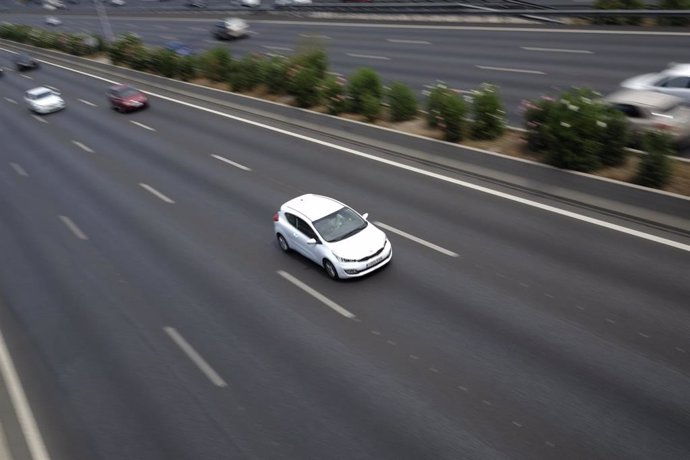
[323,260,338,280]
[277,234,290,252]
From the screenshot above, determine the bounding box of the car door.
[285,214,321,262]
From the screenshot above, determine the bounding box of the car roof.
[282,194,346,221]
[26,86,52,95]
[666,63,690,74]
[605,89,684,111]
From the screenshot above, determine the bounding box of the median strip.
[277,271,356,319]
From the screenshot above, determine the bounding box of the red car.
[107,84,149,112]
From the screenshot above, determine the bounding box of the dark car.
[107,84,149,112]
[14,53,40,71]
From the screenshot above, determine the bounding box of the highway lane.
[3,14,690,123]
[0,56,689,459]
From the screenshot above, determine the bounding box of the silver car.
[605,89,690,146]
[273,194,392,280]
[621,63,690,102]
[24,86,65,114]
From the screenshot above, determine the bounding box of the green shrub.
[592,0,644,25]
[347,67,383,115]
[361,93,381,121]
[108,33,144,66]
[658,0,690,25]
[229,54,263,92]
[262,55,290,94]
[291,39,328,79]
[197,46,232,82]
[439,92,466,142]
[177,55,197,81]
[289,66,322,107]
[523,88,629,172]
[128,46,151,71]
[151,48,180,78]
[470,83,506,140]
[426,81,451,128]
[635,132,674,188]
[387,81,418,122]
[321,75,349,115]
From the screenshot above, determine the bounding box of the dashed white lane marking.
[139,183,175,204]
[347,53,390,60]
[155,25,168,30]
[519,282,529,287]
[277,270,356,319]
[544,293,554,298]
[299,33,331,39]
[211,154,251,171]
[72,140,94,153]
[457,385,469,391]
[409,354,420,360]
[189,26,205,31]
[496,272,506,278]
[21,74,33,80]
[263,45,293,51]
[78,99,97,107]
[606,318,616,324]
[34,56,690,253]
[59,215,88,240]
[9,163,28,177]
[521,46,593,54]
[371,330,381,335]
[31,115,47,124]
[386,340,397,346]
[676,347,686,353]
[638,332,650,339]
[476,65,546,75]
[130,120,156,132]
[0,317,52,460]
[512,421,523,427]
[4,97,17,104]
[576,305,585,311]
[429,367,439,373]
[387,39,431,45]
[545,441,556,448]
[482,400,493,406]
[373,221,459,257]
[163,327,228,388]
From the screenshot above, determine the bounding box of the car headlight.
[334,254,357,263]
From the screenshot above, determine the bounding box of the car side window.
[285,213,298,228]
[613,104,641,118]
[661,76,690,88]
[296,217,318,240]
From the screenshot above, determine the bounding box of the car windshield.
[313,207,367,243]
[34,90,52,99]
[119,88,140,98]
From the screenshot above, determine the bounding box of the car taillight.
[272,212,280,222]
[654,123,676,133]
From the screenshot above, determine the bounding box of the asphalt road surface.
[0,47,689,459]
[3,13,690,125]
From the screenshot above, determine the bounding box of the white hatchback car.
[273,194,392,279]
[24,86,65,114]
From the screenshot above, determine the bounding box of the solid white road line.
[21,74,33,80]
[31,115,47,124]
[0,421,14,460]
[521,46,593,54]
[4,97,17,104]
[262,45,293,51]
[277,271,356,319]
[26,55,690,253]
[9,163,28,177]
[387,39,431,45]
[72,140,94,153]
[374,221,459,257]
[139,183,175,204]
[0,321,52,460]
[476,65,545,75]
[211,154,251,171]
[299,33,331,39]
[130,120,156,132]
[347,53,390,60]
[59,215,88,240]
[78,98,97,107]
[163,327,227,387]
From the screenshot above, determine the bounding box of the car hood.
[328,224,386,260]
[35,94,63,106]
[620,73,659,89]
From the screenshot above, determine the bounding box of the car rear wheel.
[277,234,290,252]
[323,260,338,280]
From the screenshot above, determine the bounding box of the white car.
[273,194,392,280]
[275,0,312,5]
[45,16,62,26]
[24,87,65,114]
[110,0,126,5]
[241,0,260,7]
[621,63,690,102]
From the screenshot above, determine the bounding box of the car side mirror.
[362,213,369,220]
[306,238,317,245]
